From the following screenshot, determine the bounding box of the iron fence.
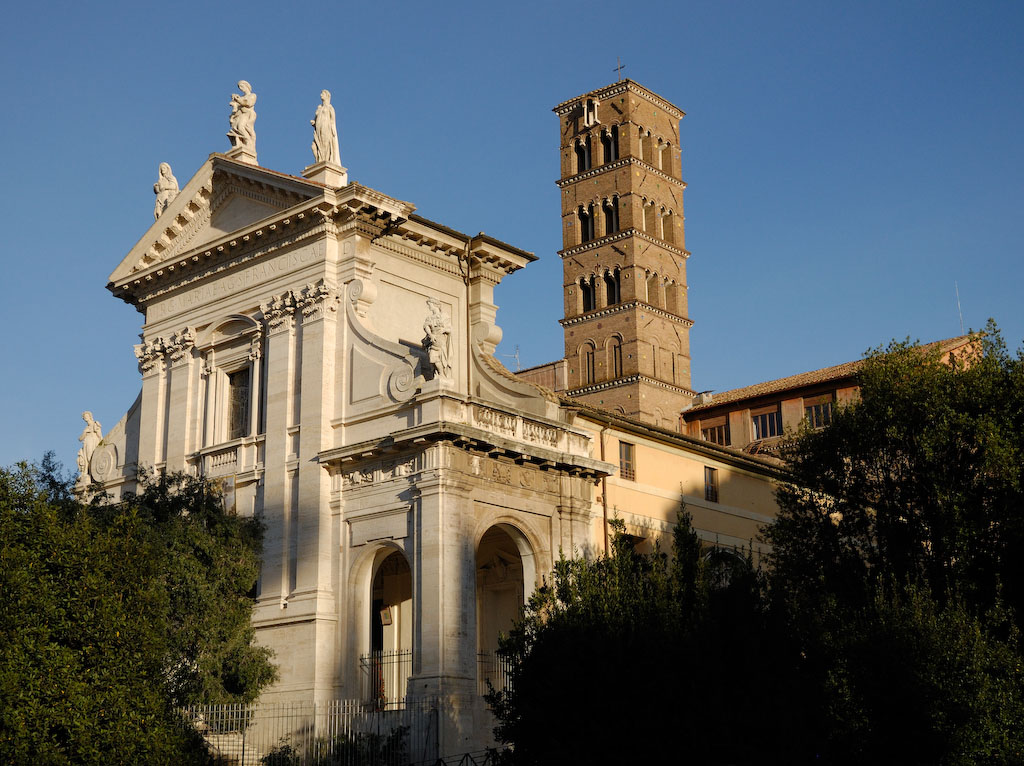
[359,649,413,708]
[181,697,438,766]
[476,652,514,698]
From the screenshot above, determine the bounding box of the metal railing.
[181,697,438,765]
[359,650,413,709]
[476,652,514,698]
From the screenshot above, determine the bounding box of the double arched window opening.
[578,267,621,314]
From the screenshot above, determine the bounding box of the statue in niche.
[423,298,452,378]
[227,80,257,150]
[310,89,340,165]
[152,162,179,220]
[75,411,102,483]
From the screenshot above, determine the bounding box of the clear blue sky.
[1,1,1021,471]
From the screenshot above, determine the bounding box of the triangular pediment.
[109,155,321,284]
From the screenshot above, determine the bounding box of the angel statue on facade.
[311,89,340,165]
[75,411,102,485]
[423,298,452,378]
[227,80,257,150]
[153,162,179,220]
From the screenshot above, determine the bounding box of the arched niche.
[475,522,537,694]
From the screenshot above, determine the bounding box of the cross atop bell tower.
[553,80,694,430]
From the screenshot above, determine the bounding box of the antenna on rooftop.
[955,281,964,335]
[500,344,521,372]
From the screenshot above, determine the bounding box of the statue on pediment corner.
[311,89,340,165]
[153,162,179,220]
[227,80,257,151]
[76,411,102,485]
[423,297,452,379]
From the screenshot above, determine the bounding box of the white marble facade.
[92,153,612,753]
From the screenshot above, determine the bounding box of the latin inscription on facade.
[148,245,321,321]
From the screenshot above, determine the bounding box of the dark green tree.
[487,513,807,766]
[0,458,276,764]
[766,324,1024,764]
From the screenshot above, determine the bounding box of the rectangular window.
[701,423,730,446]
[751,408,782,440]
[704,466,719,503]
[619,441,635,481]
[227,368,250,440]
[804,395,834,429]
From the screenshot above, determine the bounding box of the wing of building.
[81,79,794,757]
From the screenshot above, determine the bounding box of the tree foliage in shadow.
[489,325,1024,765]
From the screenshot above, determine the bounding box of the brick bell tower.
[554,79,694,429]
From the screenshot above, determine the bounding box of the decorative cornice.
[117,208,326,309]
[558,228,690,260]
[559,300,693,328]
[553,80,685,120]
[377,233,462,277]
[556,157,686,190]
[568,374,695,398]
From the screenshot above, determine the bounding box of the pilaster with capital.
[293,279,339,603]
[164,327,198,471]
[259,289,299,606]
[135,337,168,468]
[408,456,478,754]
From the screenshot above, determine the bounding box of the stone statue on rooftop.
[423,298,452,379]
[153,162,179,220]
[227,80,257,151]
[311,89,340,165]
[75,411,102,485]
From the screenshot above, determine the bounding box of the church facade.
[81,79,784,755]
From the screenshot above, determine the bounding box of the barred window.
[704,466,719,503]
[619,441,635,481]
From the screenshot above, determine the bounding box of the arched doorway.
[476,525,533,695]
[363,549,412,707]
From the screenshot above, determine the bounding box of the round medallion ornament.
[89,443,118,482]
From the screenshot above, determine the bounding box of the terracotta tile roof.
[686,335,974,414]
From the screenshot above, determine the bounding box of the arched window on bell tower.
[601,125,619,163]
[643,200,656,233]
[580,276,596,312]
[608,336,623,378]
[604,267,621,306]
[575,136,593,174]
[662,208,674,244]
[580,342,596,385]
[578,204,595,244]
[645,271,661,307]
[603,196,620,235]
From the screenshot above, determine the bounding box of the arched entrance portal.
[476,525,533,694]
[363,550,412,707]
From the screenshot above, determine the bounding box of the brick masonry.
[553,80,695,426]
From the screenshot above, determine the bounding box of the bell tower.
[554,80,694,429]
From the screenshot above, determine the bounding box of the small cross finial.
[614,58,625,81]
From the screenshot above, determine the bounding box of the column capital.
[166,326,197,366]
[297,279,339,323]
[260,290,296,334]
[134,337,167,376]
